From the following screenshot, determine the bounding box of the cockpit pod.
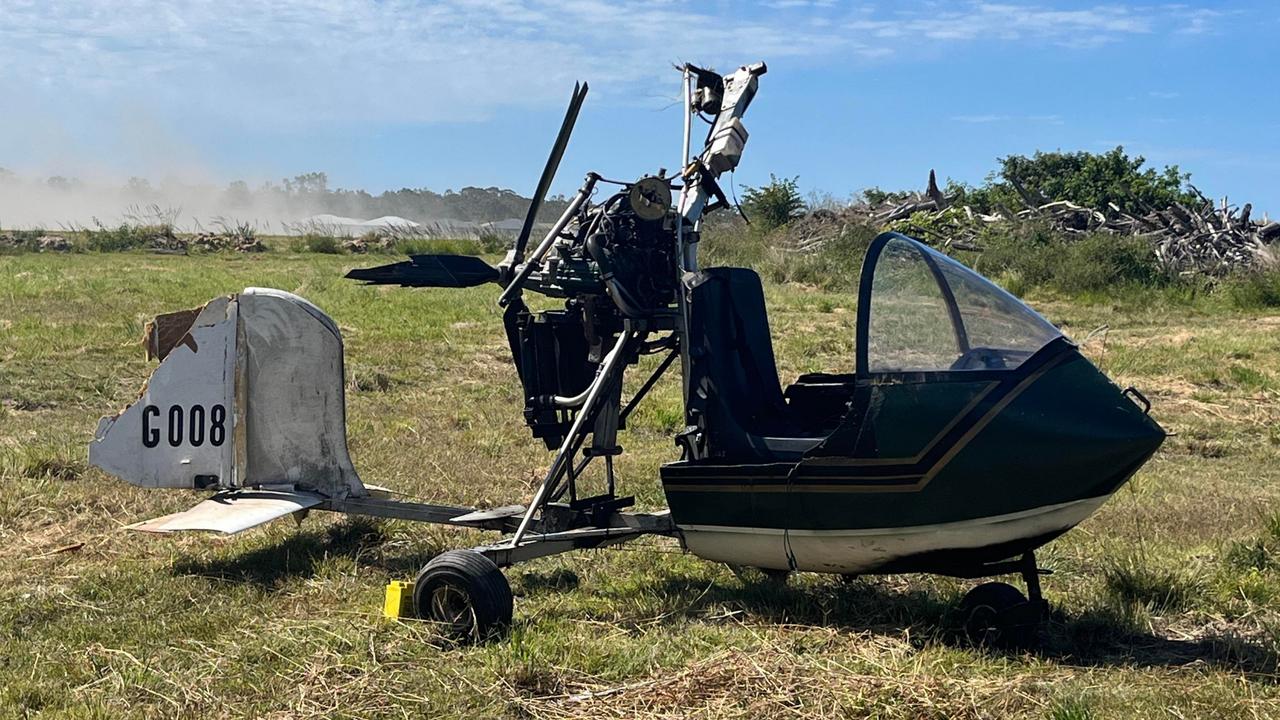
[662,232,1166,575]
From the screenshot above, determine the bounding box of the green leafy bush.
[960,147,1196,214]
[741,174,805,233]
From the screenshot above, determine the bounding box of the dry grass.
[517,641,1041,719]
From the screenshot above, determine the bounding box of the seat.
[686,267,814,461]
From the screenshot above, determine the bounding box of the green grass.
[1102,555,1203,612]
[290,232,344,254]
[4,250,1280,717]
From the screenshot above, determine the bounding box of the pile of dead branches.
[186,232,267,253]
[0,233,71,252]
[143,232,264,254]
[340,234,397,253]
[783,171,1280,275]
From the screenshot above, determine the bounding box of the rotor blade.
[345,254,499,288]
[511,81,587,264]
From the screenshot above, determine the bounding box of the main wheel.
[413,550,513,641]
[957,581,1036,648]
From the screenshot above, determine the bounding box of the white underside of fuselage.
[677,494,1110,573]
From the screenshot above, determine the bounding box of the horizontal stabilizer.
[345,254,499,288]
[127,489,325,534]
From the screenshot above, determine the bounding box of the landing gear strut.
[956,551,1048,648]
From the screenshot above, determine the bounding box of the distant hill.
[0,168,572,230]
[221,173,572,226]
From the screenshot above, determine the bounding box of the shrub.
[741,174,805,233]
[210,217,258,245]
[963,146,1196,214]
[85,224,153,252]
[860,187,914,206]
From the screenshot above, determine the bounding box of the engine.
[513,173,682,447]
[586,175,681,314]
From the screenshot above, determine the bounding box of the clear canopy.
[866,237,1063,373]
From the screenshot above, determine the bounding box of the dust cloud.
[0,173,317,233]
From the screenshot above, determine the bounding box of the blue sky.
[1,1,1277,214]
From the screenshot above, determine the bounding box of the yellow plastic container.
[383,580,415,619]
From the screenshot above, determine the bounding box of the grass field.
[4,248,1280,718]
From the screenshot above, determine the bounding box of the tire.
[413,550,513,641]
[957,581,1033,648]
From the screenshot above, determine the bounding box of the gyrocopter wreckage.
[89,62,1165,644]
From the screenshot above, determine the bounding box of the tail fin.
[89,288,365,499]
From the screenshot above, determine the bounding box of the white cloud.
[0,0,1225,182]
[0,0,854,130]
[0,1,1220,132]
[843,2,1178,48]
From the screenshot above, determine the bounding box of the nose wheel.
[955,552,1048,648]
[413,550,513,641]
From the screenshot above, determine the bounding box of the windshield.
[864,235,1063,373]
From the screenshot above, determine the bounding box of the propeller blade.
[511,81,588,264]
[345,254,499,288]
